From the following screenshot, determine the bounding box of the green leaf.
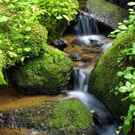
[124,73,133,79]
[123,104,135,134]
[117,71,124,77]
[56,15,63,20]
[0,15,9,23]
[25,26,31,32]
[63,15,70,21]
[118,25,128,30]
[128,2,135,7]
[23,47,32,52]
[119,86,128,93]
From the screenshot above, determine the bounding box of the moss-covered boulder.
[86,0,127,28]
[11,46,73,94]
[0,1,48,86]
[90,29,135,119]
[0,89,93,135]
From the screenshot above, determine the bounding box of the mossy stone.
[90,29,135,119]
[11,46,73,94]
[0,96,93,135]
[87,0,127,28]
[49,99,92,129]
[0,3,48,87]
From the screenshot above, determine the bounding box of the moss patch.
[49,99,92,129]
[0,95,93,134]
[11,46,73,94]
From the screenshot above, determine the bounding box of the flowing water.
[67,66,119,135]
[65,7,115,134]
[73,68,91,92]
[63,2,117,133]
[69,11,99,35]
[75,35,106,46]
[76,35,113,52]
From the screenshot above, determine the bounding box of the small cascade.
[71,67,114,126]
[66,66,120,135]
[73,68,90,92]
[70,11,99,35]
[63,2,121,133]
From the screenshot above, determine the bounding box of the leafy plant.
[109,3,135,133]
[36,0,79,40]
[0,0,48,85]
[110,2,135,38]
[117,43,135,134]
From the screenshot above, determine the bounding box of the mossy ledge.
[0,89,93,135]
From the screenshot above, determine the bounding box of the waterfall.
[71,11,99,35]
[65,66,121,135]
[73,68,90,92]
[71,67,114,124]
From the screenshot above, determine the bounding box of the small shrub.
[37,0,79,41]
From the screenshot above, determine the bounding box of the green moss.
[12,46,73,94]
[87,0,127,28]
[0,52,7,86]
[49,99,92,129]
[91,29,135,118]
[88,0,123,13]
[0,1,48,86]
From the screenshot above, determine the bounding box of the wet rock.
[10,46,73,95]
[51,39,68,50]
[86,0,128,29]
[107,0,129,8]
[64,45,99,69]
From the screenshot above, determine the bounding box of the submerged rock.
[86,0,128,29]
[11,46,73,95]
